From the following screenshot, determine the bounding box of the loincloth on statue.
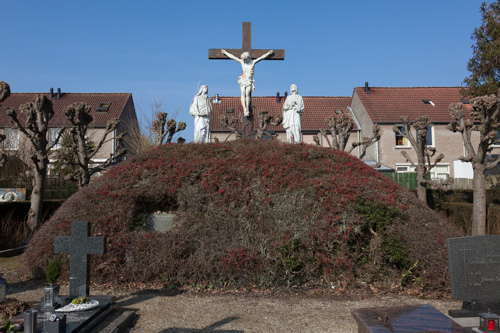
[238,76,255,91]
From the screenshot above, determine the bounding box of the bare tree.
[448,90,500,235]
[219,115,241,141]
[393,116,450,203]
[56,102,128,188]
[317,113,381,160]
[5,94,64,234]
[0,81,10,168]
[151,112,186,146]
[256,110,282,140]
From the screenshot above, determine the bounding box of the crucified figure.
[221,49,273,117]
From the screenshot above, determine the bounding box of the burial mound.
[25,141,460,293]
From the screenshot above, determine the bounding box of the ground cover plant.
[24,141,460,293]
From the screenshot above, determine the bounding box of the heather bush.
[24,141,460,293]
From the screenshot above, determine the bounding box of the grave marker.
[447,235,500,314]
[54,221,106,297]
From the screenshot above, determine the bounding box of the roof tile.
[353,87,470,123]
[209,96,353,132]
[0,92,132,127]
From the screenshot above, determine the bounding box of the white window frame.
[492,130,500,147]
[417,125,435,148]
[3,128,19,150]
[395,125,411,148]
[395,164,416,173]
[395,162,449,181]
[48,128,62,150]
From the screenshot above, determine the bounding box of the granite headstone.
[447,235,500,312]
[54,221,106,297]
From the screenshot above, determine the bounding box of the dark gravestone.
[54,221,106,298]
[351,304,474,332]
[447,235,500,314]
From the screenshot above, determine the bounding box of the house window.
[96,102,111,113]
[417,125,434,147]
[395,126,410,147]
[430,164,450,181]
[3,128,19,150]
[49,128,62,149]
[396,163,449,180]
[395,164,415,173]
[492,130,500,147]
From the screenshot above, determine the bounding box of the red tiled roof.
[353,87,470,123]
[210,96,353,132]
[0,92,133,127]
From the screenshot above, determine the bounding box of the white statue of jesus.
[221,49,274,117]
[282,84,304,144]
[190,85,212,143]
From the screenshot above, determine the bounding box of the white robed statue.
[282,84,304,143]
[190,85,212,143]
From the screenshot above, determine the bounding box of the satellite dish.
[3,192,17,202]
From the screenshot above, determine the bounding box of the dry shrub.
[23,141,461,293]
[0,210,26,250]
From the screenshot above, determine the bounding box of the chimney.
[365,82,371,94]
[57,88,61,100]
[284,91,288,98]
[276,92,280,103]
[49,88,54,100]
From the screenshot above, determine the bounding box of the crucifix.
[54,221,106,297]
[209,22,285,139]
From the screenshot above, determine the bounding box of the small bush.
[45,256,62,284]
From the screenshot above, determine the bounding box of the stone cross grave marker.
[54,221,106,297]
[447,235,500,310]
[209,22,284,139]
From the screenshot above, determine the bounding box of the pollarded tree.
[57,102,128,188]
[219,115,241,142]
[448,90,500,235]
[5,93,64,234]
[393,116,450,203]
[0,81,11,168]
[256,110,282,140]
[463,1,500,97]
[151,112,186,146]
[316,113,381,160]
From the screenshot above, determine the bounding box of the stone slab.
[16,295,113,333]
[447,235,500,302]
[146,212,175,232]
[100,310,136,333]
[351,304,474,332]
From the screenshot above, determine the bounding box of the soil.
[1,255,463,332]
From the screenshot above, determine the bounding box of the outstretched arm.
[253,50,274,64]
[221,49,242,63]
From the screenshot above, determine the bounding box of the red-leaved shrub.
[24,141,460,293]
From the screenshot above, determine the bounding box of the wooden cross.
[209,22,285,60]
[209,22,284,139]
[54,221,106,297]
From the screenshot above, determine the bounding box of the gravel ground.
[1,256,462,332]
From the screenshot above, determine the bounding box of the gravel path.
[2,256,462,332]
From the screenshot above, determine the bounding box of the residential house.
[209,95,355,147]
[0,88,139,177]
[350,83,500,179]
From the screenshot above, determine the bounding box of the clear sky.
[0,1,489,142]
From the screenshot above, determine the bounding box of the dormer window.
[96,102,111,113]
[422,99,435,106]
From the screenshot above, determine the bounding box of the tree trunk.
[472,164,487,235]
[27,171,46,236]
[416,176,427,202]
